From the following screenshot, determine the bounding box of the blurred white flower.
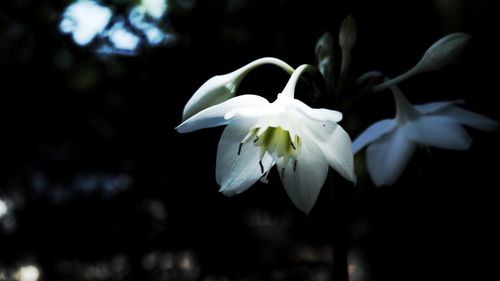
[15,265,40,281]
[0,198,7,219]
[60,0,112,45]
[353,85,497,186]
[60,0,176,55]
[141,0,168,19]
[177,65,355,213]
[181,57,294,121]
[104,22,141,51]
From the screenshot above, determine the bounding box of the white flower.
[352,85,498,186]
[182,57,294,121]
[177,65,356,213]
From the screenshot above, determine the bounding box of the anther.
[253,136,259,143]
[290,141,296,150]
[281,167,285,179]
[238,143,243,155]
[293,160,297,172]
[259,161,264,174]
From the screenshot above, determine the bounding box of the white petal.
[276,94,343,122]
[216,118,274,196]
[225,104,283,120]
[352,119,397,154]
[305,123,356,183]
[439,106,498,132]
[403,116,472,150]
[414,100,459,114]
[366,130,416,186]
[298,107,343,123]
[176,95,269,133]
[328,125,357,183]
[277,133,329,214]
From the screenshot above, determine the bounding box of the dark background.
[1,0,499,280]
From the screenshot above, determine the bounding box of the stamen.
[260,166,271,183]
[259,161,264,174]
[241,128,258,144]
[253,136,259,143]
[290,141,296,150]
[293,160,297,172]
[238,143,243,155]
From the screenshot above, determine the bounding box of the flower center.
[239,126,301,176]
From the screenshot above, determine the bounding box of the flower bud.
[339,15,357,51]
[182,57,294,121]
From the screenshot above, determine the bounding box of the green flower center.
[239,126,301,176]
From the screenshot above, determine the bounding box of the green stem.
[340,51,352,77]
[371,67,419,92]
[234,57,295,78]
[281,64,317,98]
[330,173,351,281]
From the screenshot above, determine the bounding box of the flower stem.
[335,51,352,97]
[340,51,352,77]
[329,173,351,281]
[235,57,295,78]
[281,64,317,98]
[371,67,418,92]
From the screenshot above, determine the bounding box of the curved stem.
[340,51,351,76]
[335,51,352,96]
[329,172,351,281]
[391,84,420,122]
[356,71,383,84]
[371,67,419,92]
[234,57,295,78]
[281,64,317,98]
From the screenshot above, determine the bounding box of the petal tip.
[219,186,236,197]
[174,124,185,133]
[351,173,358,185]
